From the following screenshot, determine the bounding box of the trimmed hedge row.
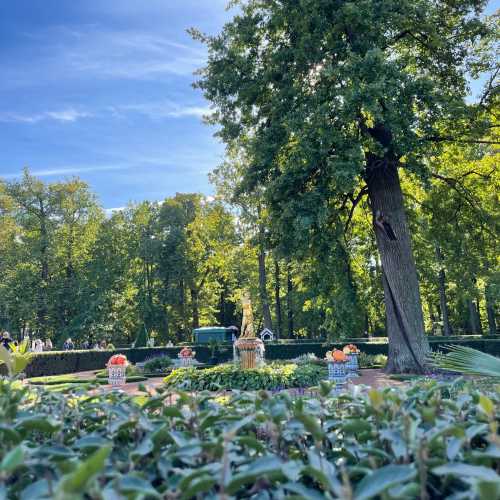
[11,338,500,377]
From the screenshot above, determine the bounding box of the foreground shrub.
[163,362,327,391]
[0,377,498,499]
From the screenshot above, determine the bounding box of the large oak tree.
[194,0,497,372]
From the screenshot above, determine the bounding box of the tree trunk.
[435,246,452,336]
[467,298,481,334]
[179,279,186,335]
[475,300,483,335]
[427,299,436,335]
[191,288,200,330]
[286,261,294,338]
[366,160,429,373]
[258,222,273,331]
[38,199,49,337]
[274,257,282,338]
[485,285,497,336]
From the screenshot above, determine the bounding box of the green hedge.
[164,363,327,391]
[11,338,500,377]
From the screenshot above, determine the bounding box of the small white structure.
[259,328,275,342]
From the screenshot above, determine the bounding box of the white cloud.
[110,101,212,120]
[0,108,90,124]
[1,164,125,179]
[61,28,206,80]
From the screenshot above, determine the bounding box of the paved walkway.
[67,368,405,396]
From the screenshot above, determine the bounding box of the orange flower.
[344,344,359,354]
[180,347,193,357]
[332,349,347,362]
[108,354,128,366]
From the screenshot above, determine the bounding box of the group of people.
[1,331,54,352]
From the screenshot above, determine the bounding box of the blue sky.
[0,1,231,209]
[0,1,497,209]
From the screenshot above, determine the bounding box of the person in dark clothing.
[1,332,12,351]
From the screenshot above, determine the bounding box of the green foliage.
[0,340,33,377]
[359,353,388,369]
[433,345,500,378]
[0,376,499,498]
[164,363,327,391]
[142,356,173,374]
[134,327,148,348]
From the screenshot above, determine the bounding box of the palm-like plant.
[0,340,34,378]
[432,345,500,378]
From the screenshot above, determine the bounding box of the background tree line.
[0,145,497,348]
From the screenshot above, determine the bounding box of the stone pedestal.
[235,338,264,369]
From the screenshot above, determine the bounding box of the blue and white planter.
[327,361,348,392]
[107,365,126,387]
[346,353,359,378]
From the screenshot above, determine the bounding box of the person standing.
[1,332,12,351]
[45,338,53,351]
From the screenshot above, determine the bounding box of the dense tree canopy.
[193,0,498,372]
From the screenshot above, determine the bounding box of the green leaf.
[0,445,24,473]
[432,463,500,482]
[295,412,324,441]
[15,416,60,434]
[342,419,372,434]
[56,445,111,497]
[477,480,500,500]
[226,456,283,494]
[478,395,495,418]
[283,482,327,500]
[181,477,216,500]
[118,475,161,498]
[354,464,417,500]
[74,435,111,450]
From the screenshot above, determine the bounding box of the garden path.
[69,368,405,396]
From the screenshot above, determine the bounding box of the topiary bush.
[163,362,327,391]
[142,355,173,374]
[0,377,498,499]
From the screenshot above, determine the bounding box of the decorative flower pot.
[343,345,360,378]
[107,354,128,387]
[346,353,359,378]
[178,347,196,367]
[327,360,348,387]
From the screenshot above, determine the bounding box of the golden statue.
[240,292,255,338]
[235,291,264,369]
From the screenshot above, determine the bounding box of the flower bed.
[163,363,326,391]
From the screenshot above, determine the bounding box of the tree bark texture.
[366,160,430,373]
[274,258,282,338]
[286,261,294,338]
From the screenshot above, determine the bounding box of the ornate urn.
[343,344,360,378]
[326,349,348,391]
[107,354,128,386]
